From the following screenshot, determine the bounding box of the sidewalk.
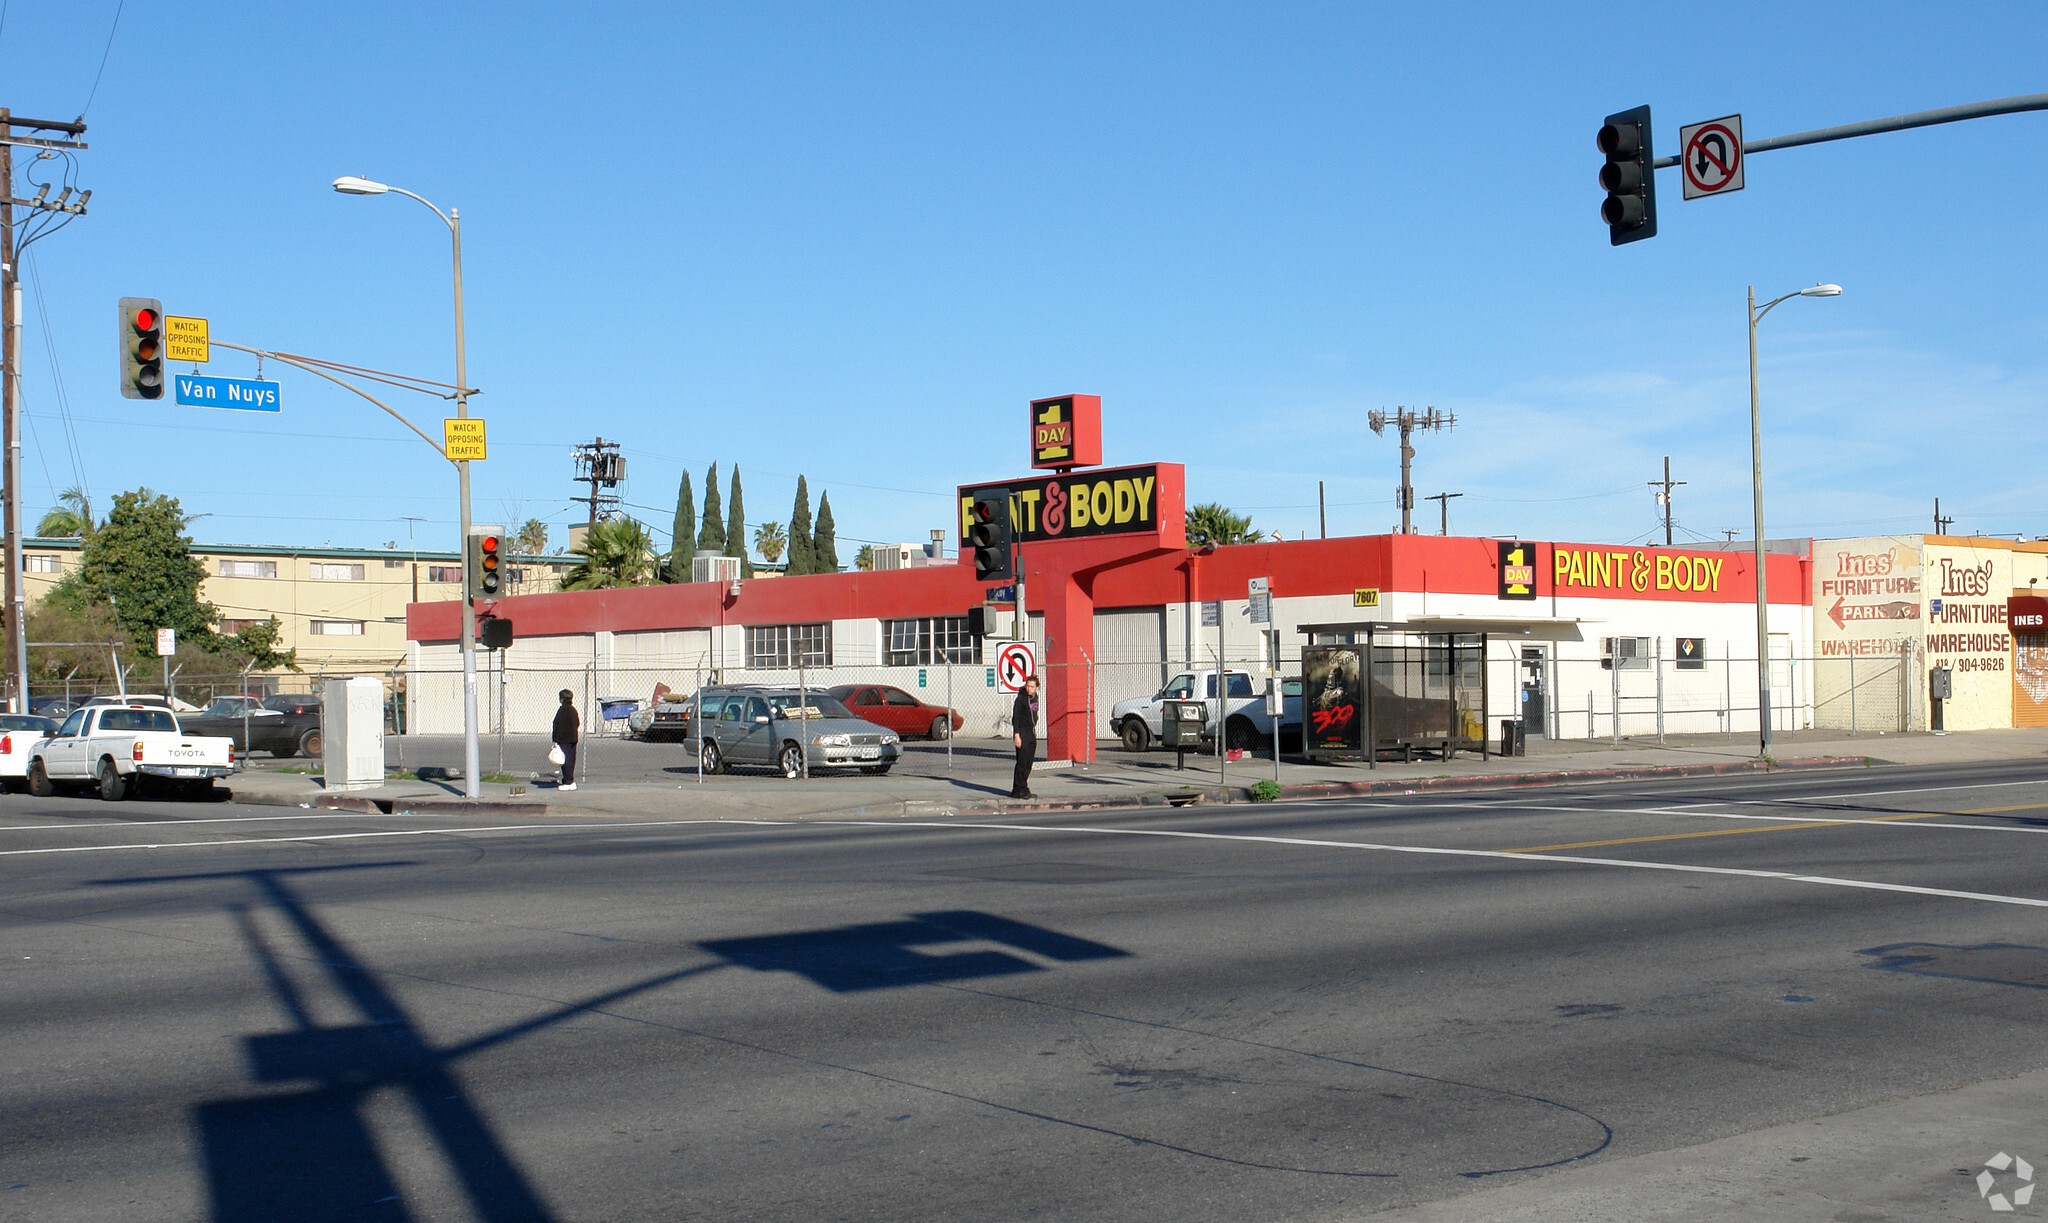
[222,725,2048,820]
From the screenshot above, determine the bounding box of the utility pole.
[571,437,624,528]
[1318,480,1326,539]
[1649,457,1685,546]
[1425,491,1462,536]
[1368,406,1454,535]
[1933,498,1953,536]
[1,111,90,713]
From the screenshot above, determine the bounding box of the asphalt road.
[6,760,2048,1221]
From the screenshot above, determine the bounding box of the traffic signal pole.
[1648,92,2048,171]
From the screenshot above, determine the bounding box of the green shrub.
[1250,779,1283,803]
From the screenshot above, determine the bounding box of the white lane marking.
[823,820,2048,910]
[0,819,789,857]
[12,813,2046,912]
[1756,779,2048,804]
[1476,801,2048,835]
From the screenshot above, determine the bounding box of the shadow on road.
[88,861,1128,1220]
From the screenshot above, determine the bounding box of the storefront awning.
[1296,615,1598,640]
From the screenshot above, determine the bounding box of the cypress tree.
[787,476,814,575]
[725,465,752,578]
[669,470,695,581]
[697,463,725,556]
[814,491,840,573]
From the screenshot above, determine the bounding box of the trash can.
[1500,718,1526,757]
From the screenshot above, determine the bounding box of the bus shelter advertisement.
[1302,645,1365,758]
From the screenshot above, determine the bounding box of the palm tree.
[514,518,549,556]
[36,485,95,539]
[1185,502,1260,548]
[561,518,656,590]
[854,544,875,571]
[753,521,787,564]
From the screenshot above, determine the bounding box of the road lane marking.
[0,819,790,857]
[835,820,2048,910]
[1504,811,1945,852]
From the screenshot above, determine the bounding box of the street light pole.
[335,177,481,798]
[1747,282,1841,758]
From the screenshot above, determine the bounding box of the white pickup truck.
[27,704,236,801]
[1109,669,1303,753]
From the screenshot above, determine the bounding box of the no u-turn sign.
[1680,114,1744,199]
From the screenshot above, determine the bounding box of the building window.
[884,616,980,666]
[384,557,407,568]
[1601,636,1652,671]
[22,554,59,573]
[745,623,831,668]
[507,567,527,586]
[308,619,365,636]
[310,563,365,581]
[428,565,462,583]
[218,559,277,579]
[219,618,265,635]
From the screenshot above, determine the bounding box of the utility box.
[322,677,385,791]
[1160,699,1206,749]
[1929,664,1953,700]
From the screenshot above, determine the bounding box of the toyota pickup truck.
[27,704,236,801]
[1109,669,1302,752]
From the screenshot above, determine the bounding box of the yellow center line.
[1502,801,2048,853]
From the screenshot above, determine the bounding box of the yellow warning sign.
[443,417,487,461]
[164,315,209,363]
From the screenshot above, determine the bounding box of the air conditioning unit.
[692,552,740,584]
[871,545,918,571]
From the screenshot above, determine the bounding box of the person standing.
[1010,674,1039,799]
[552,689,580,791]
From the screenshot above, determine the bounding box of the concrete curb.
[936,754,1878,816]
[225,786,551,818]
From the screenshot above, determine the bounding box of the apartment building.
[20,537,574,675]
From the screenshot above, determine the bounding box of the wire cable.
[79,0,126,118]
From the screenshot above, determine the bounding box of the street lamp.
[334,175,482,799]
[1747,282,1841,758]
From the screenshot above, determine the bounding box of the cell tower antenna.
[1368,406,1454,535]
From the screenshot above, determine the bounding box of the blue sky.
[7,2,2047,558]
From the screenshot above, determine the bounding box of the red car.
[827,685,964,740]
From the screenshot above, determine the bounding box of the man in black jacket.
[1010,674,1039,799]
[552,689,580,791]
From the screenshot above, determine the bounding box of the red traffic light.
[130,307,158,333]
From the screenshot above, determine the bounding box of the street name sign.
[444,417,487,460]
[1680,114,1744,199]
[164,315,209,363]
[173,374,279,411]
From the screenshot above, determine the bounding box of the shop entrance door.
[1520,646,1549,737]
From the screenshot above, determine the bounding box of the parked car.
[827,684,964,740]
[0,714,58,790]
[29,696,75,720]
[642,695,701,742]
[179,693,325,758]
[682,686,900,777]
[27,704,235,800]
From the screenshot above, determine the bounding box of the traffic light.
[117,297,164,399]
[466,524,505,599]
[967,606,988,639]
[967,492,1012,582]
[1598,105,1657,245]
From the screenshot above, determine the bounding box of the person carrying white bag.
[550,689,579,790]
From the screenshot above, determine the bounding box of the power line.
[79,0,126,118]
